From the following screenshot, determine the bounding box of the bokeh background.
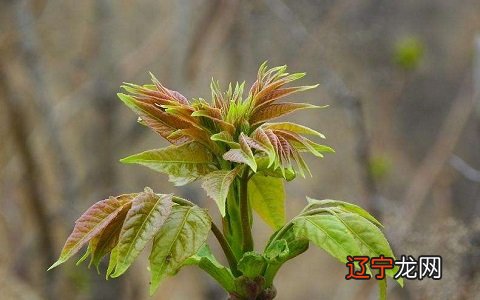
[1,0,480,299]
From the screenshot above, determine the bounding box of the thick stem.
[239,169,254,252]
[211,222,240,276]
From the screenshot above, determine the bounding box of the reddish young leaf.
[77,201,132,270]
[250,103,322,125]
[149,73,189,105]
[49,194,137,270]
[222,133,257,171]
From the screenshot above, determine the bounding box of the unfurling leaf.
[109,190,173,277]
[223,133,258,172]
[49,194,137,270]
[120,142,216,186]
[149,205,211,294]
[237,252,266,279]
[248,174,286,230]
[263,229,309,286]
[210,131,239,148]
[264,239,289,264]
[202,166,244,217]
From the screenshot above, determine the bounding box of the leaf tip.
[47,259,64,271]
[119,156,133,164]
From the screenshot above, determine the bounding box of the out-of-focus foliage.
[393,36,425,71]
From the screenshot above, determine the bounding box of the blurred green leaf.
[393,36,425,71]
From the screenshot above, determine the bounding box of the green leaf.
[331,211,402,286]
[304,198,383,227]
[184,245,235,292]
[237,252,266,279]
[49,194,137,270]
[109,189,173,277]
[120,142,216,186]
[248,174,286,230]
[149,205,211,294]
[292,139,335,157]
[201,166,243,217]
[294,210,402,287]
[106,246,119,279]
[293,214,361,264]
[210,131,239,148]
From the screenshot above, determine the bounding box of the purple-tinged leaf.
[250,103,324,125]
[49,194,137,270]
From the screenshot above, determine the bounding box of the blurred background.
[1,0,480,299]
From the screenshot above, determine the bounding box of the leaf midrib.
[131,159,212,164]
[117,196,165,271]
[67,203,126,258]
[332,211,379,257]
[303,216,355,258]
[153,206,193,279]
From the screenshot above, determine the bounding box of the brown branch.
[13,0,75,206]
[184,0,240,81]
[345,96,380,217]
[0,63,56,296]
[393,75,476,243]
[316,65,382,218]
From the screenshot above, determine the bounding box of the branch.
[449,155,480,183]
[13,0,76,206]
[394,74,477,243]
[0,63,56,296]
[184,0,239,81]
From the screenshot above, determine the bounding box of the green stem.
[211,222,240,276]
[239,169,253,252]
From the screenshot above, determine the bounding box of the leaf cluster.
[51,64,401,299]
